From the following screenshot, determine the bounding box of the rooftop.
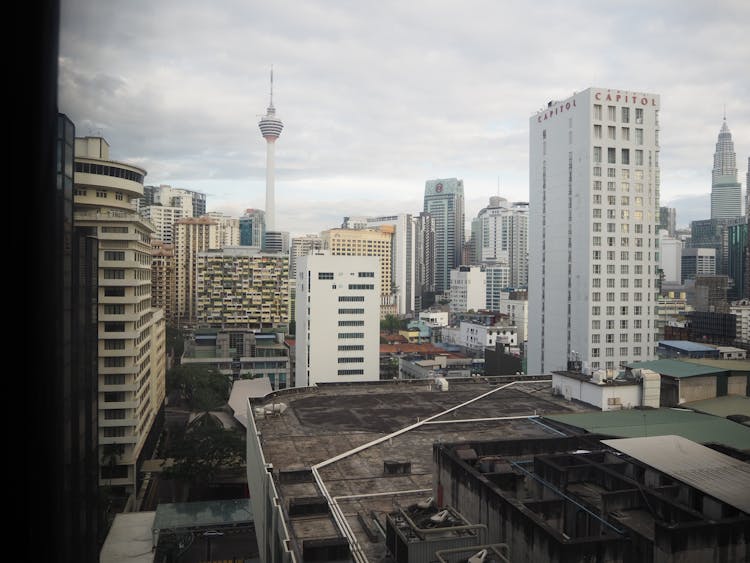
[658,340,718,352]
[249,377,593,562]
[681,395,750,421]
[545,408,750,451]
[626,358,727,378]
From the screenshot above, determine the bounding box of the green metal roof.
[680,395,750,420]
[682,358,750,372]
[544,408,750,451]
[626,359,727,378]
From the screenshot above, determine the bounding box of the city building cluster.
[46,78,748,563]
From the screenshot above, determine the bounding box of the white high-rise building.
[658,231,683,284]
[206,211,241,247]
[471,197,529,288]
[711,119,742,220]
[529,88,660,374]
[449,265,486,313]
[295,253,380,386]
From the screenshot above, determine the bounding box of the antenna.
[269,65,274,108]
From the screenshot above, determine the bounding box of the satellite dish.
[430,509,449,523]
[468,549,488,563]
[416,497,434,510]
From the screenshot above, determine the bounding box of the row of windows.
[337,357,364,363]
[348,284,374,290]
[338,308,364,314]
[592,250,650,261]
[593,125,645,144]
[592,305,649,316]
[593,104,645,124]
[75,161,144,184]
[358,272,374,277]
[104,269,126,280]
[593,223,648,234]
[104,251,125,261]
[338,320,364,326]
[338,369,364,375]
[591,291,651,302]
[338,345,364,351]
[104,304,126,315]
[339,296,364,302]
[593,209,652,220]
[592,333,645,343]
[101,226,129,233]
[591,346,646,357]
[318,272,334,279]
[104,286,126,296]
[592,319,647,330]
[592,195,648,206]
[338,332,364,339]
[592,278,648,288]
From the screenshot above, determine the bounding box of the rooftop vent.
[384,460,412,475]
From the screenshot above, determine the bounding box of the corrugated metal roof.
[626,359,727,378]
[682,358,750,371]
[659,340,718,352]
[545,408,750,451]
[681,395,750,420]
[602,435,750,513]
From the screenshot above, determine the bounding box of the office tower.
[44,114,101,562]
[151,240,175,323]
[174,216,220,327]
[424,178,465,295]
[206,211,241,247]
[681,248,716,282]
[240,208,266,247]
[341,214,419,315]
[449,265,486,313]
[322,226,395,317]
[728,220,748,300]
[139,184,206,218]
[73,136,166,495]
[295,253,380,386]
[197,247,290,329]
[263,229,289,254]
[529,88,660,374]
[690,218,731,275]
[415,211,435,310]
[258,69,283,232]
[658,231,683,285]
[711,119,742,220]
[472,197,529,288]
[658,206,677,237]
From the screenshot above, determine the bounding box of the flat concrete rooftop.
[251,377,594,562]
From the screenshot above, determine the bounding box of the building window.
[594,124,602,138]
[593,146,602,163]
[635,108,643,124]
[104,304,125,315]
[96,191,107,198]
[608,147,616,164]
[621,127,630,141]
[635,128,643,145]
[608,126,616,140]
[621,149,630,165]
[104,251,125,261]
[318,272,334,280]
[104,339,126,350]
[594,104,602,120]
[608,106,616,120]
[621,107,630,123]
[339,296,365,302]
[104,374,126,385]
[338,369,364,375]
[337,357,364,364]
[104,269,125,280]
[358,272,374,278]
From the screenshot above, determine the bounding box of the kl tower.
[258,68,283,231]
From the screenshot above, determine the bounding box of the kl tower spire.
[258,67,283,231]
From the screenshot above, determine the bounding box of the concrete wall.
[728,374,749,396]
[678,375,717,403]
[552,373,641,411]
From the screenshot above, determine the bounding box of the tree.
[167,365,230,411]
[162,419,245,484]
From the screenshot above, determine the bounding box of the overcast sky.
[59,0,749,237]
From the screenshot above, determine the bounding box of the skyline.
[59,0,749,236]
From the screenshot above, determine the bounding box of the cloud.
[60,0,750,235]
